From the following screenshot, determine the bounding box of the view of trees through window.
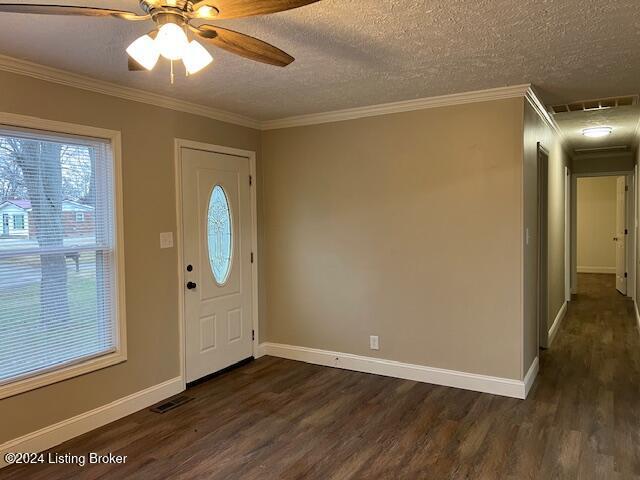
[0,130,116,384]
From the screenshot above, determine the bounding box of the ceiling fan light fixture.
[126,34,159,70]
[0,0,310,79]
[156,22,189,60]
[183,40,213,74]
[582,127,613,138]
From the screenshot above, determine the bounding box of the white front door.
[181,146,253,383]
[615,176,627,295]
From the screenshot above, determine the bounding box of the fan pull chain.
[170,60,175,85]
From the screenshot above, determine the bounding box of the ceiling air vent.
[551,95,638,114]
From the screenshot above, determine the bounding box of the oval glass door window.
[207,185,232,285]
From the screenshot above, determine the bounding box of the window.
[207,185,232,285]
[76,212,85,222]
[0,119,124,398]
[13,214,24,230]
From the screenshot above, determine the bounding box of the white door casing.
[181,147,253,383]
[564,166,571,302]
[626,174,635,300]
[615,176,627,295]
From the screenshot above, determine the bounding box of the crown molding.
[0,54,543,133]
[261,84,533,130]
[0,54,261,130]
[525,86,562,137]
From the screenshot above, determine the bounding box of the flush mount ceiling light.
[0,0,323,81]
[582,127,613,138]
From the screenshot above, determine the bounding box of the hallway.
[532,273,640,478]
[2,275,640,480]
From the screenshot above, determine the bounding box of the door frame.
[570,170,635,298]
[626,172,636,300]
[564,165,571,302]
[537,143,549,349]
[174,139,259,389]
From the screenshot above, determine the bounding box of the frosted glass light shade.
[183,40,213,74]
[156,23,189,60]
[582,127,613,138]
[196,5,216,18]
[126,35,159,70]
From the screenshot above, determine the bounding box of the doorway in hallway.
[575,175,633,295]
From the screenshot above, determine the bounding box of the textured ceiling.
[0,0,639,121]
[554,106,640,152]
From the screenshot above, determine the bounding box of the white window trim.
[0,112,126,400]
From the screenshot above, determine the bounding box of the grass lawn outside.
[0,252,111,383]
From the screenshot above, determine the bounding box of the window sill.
[0,351,127,400]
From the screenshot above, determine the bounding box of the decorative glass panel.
[207,185,232,285]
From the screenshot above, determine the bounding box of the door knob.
[186,281,197,290]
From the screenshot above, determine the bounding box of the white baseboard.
[0,376,183,469]
[577,266,616,274]
[523,357,539,397]
[254,342,267,358]
[548,301,568,347]
[260,342,529,399]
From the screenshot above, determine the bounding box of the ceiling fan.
[0,0,321,80]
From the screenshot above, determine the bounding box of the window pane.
[207,185,232,285]
[0,128,116,385]
[0,251,115,382]
[13,214,24,230]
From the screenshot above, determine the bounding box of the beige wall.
[547,140,568,336]
[522,100,567,371]
[0,70,261,444]
[261,99,525,380]
[0,76,548,444]
[571,152,635,175]
[577,176,617,273]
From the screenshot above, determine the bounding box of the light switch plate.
[160,232,174,249]
[370,335,379,350]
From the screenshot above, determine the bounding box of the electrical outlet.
[370,335,379,350]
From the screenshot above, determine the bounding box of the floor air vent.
[150,395,193,414]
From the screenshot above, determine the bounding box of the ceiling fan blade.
[190,25,294,67]
[0,4,148,21]
[192,0,321,19]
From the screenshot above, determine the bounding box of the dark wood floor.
[2,273,639,479]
